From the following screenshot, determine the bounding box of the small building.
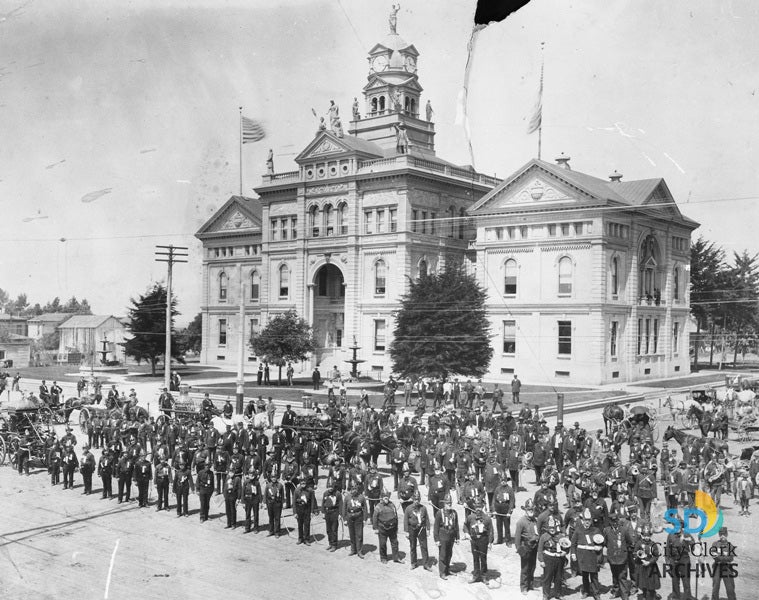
[0,313,28,337]
[27,313,72,340]
[0,333,32,368]
[57,315,128,364]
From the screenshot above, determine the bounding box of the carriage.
[0,407,54,468]
[283,410,343,463]
[619,405,659,442]
[155,394,220,427]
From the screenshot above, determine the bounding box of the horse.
[663,425,729,459]
[686,404,728,439]
[602,404,624,436]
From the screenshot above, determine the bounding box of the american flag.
[241,116,266,143]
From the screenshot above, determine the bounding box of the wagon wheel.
[79,407,91,435]
[8,435,19,469]
[53,407,68,425]
[156,414,168,428]
[0,436,6,466]
[318,438,334,463]
[38,406,54,427]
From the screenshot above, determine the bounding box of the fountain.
[344,336,365,379]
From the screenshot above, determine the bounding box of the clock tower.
[349,9,435,154]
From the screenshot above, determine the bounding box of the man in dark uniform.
[665,521,693,600]
[372,489,404,564]
[62,446,79,490]
[49,441,63,485]
[365,464,384,516]
[223,470,242,529]
[710,527,737,600]
[433,493,459,580]
[312,366,321,391]
[213,442,229,493]
[116,451,133,502]
[173,459,193,517]
[404,491,432,571]
[195,459,214,519]
[322,481,342,551]
[514,498,540,593]
[603,512,633,600]
[134,450,152,507]
[155,457,173,512]
[282,450,300,509]
[98,449,114,499]
[397,466,418,513]
[343,483,368,557]
[159,387,174,417]
[538,522,568,599]
[265,473,285,537]
[464,499,494,584]
[281,405,296,443]
[571,508,604,600]
[427,466,450,518]
[294,478,318,545]
[242,466,261,533]
[80,444,96,495]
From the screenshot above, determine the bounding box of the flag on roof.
[526,67,543,134]
[241,116,266,143]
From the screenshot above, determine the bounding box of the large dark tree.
[390,264,493,379]
[179,312,203,355]
[250,310,315,385]
[123,283,185,375]
[690,237,726,369]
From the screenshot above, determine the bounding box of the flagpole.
[538,43,545,160]
[239,106,243,195]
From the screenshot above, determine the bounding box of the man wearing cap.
[241,467,262,532]
[433,493,459,580]
[365,464,384,516]
[159,387,173,417]
[603,512,633,600]
[134,450,152,507]
[710,527,737,600]
[223,470,243,529]
[665,520,693,600]
[155,456,174,512]
[116,450,133,503]
[343,483,368,557]
[98,449,115,499]
[322,481,342,551]
[404,491,431,571]
[61,445,79,490]
[464,499,494,584]
[61,426,77,451]
[427,466,450,518]
[48,440,63,485]
[372,490,403,564]
[570,508,603,600]
[515,498,540,593]
[264,473,285,537]
[538,520,568,600]
[293,478,318,544]
[492,473,515,545]
[397,466,418,514]
[80,444,96,495]
[173,459,193,517]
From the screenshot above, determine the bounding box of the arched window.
[458,208,465,239]
[504,259,517,295]
[324,204,334,236]
[673,266,680,301]
[611,256,619,296]
[419,259,428,278]
[409,98,416,116]
[309,205,319,237]
[379,96,386,112]
[371,97,378,113]
[337,203,348,235]
[250,271,260,301]
[448,206,456,237]
[218,272,227,301]
[375,260,386,295]
[279,265,290,298]
[558,257,573,295]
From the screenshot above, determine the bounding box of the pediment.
[296,132,353,162]
[640,182,680,217]
[471,173,579,213]
[195,196,261,238]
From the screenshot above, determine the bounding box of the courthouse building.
[196,15,698,385]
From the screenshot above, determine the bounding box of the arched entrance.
[312,264,345,367]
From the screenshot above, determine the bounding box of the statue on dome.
[266,149,274,174]
[352,97,360,121]
[317,117,327,133]
[425,100,434,122]
[394,123,409,154]
[389,4,400,34]
[333,115,344,138]
[328,100,340,128]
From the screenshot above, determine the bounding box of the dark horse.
[686,405,729,439]
[663,425,729,460]
[342,425,397,468]
[602,404,624,436]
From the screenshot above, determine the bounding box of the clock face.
[371,55,389,72]
[404,56,417,73]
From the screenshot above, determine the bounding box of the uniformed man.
[633,523,661,600]
[433,493,459,580]
[365,464,384,516]
[134,450,152,507]
[173,458,193,517]
[665,521,693,600]
[242,466,262,533]
[322,481,342,551]
[464,498,494,584]
[80,444,96,495]
[282,451,300,509]
[49,440,63,486]
[155,457,173,512]
[343,483,368,557]
[538,522,568,600]
[427,466,450,518]
[372,490,403,564]
[397,466,418,513]
[603,512,633,600]
[709,527,737,600]
[403,490,431,571]
[571,508,603,600]
[265,473,285,537]
[514,498,540,593]
[294,478,318,545]
[62,445,79,490]
[223,471,243,529]
[213,442,229,493]
[98,449,114,499]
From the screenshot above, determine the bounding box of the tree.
[250,310,315,385]
[390,264,493,379]
[123,283,185,375]
[179,312,203,355]
[723,251,759,365]
[690,237,726,369]
[42,297,62,313]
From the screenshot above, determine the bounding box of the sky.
[1,0,757,324]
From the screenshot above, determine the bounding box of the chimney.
[555,153,571,170]
[609,170,623,182]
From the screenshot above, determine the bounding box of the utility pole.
[236,263,245,414]
[155,245,188,392]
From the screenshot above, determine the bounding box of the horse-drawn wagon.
[283,410,343,463]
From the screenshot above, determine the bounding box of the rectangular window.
[279,269,289,298]
[673,268,680,300]
[270,220,278,242]
[637,318,642,355]
[214,248,220,258]
[645,318,651,354]
[281,219,288,241]
[421,211,427,234]
[374,320,386,351]
[412,209,418,233]
[560,223,570,236]
[573,222,583,235]
[610,321,618,357]
[558,321,572,355]
[219,319,227,346]
[249,318,259,342]
[244,246,251,256]
[673,322,680,355]
[364,210,373,234]
[520,226,528,239]
[548,224,556,237]
[389,209,397,232]
[430,212,436,235]
[506,226,515,240]
[376,209,385,234]
[291,217,297,240]
[653,318,659,353]
[503,320,516,354]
